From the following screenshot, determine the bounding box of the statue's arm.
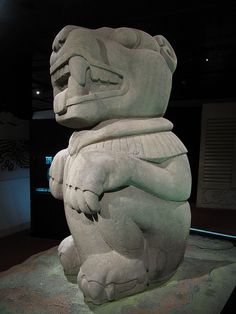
[131,154,191,202]
[77,151,191,203]
[65,151,191,214]
[50,148,191,213]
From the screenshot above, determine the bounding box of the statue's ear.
[154,35,177,73]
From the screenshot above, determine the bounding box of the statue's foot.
[78,251,148,304]
[58,235,81,282]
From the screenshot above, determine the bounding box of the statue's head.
[50,26,177,128]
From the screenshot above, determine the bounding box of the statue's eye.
[113,28,140,49]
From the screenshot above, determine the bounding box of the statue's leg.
[77,195,148,304]
[49,150,82,279]
[59,203,114,284]
[63,203,112,259]
[64,198,148,304]
[100,186,191,282]
[76,186,190,304]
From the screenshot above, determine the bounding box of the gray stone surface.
[0,235,235,313]
[49,26,192,304]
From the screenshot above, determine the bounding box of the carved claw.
[83,190,101,213]
[65,186,101,214]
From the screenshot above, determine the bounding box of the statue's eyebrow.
[96,38,110,66]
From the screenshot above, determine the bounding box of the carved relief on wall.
[202,189,236,209]
[197,103,236,210]
[0,139,29,170]
[0,112,29,171]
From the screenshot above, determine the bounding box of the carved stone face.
[50,26,177,128]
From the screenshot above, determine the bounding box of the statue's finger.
[83,190,101,213]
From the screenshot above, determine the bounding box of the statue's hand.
[65,188,101,214]
[49,148,69,200]
[64,151,133,214]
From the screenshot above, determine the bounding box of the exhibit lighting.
[35,187,50,193]
[190,227,236,240]
[45,156,53,165]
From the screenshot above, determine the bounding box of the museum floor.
[0,229,60,272]
[0,230,235,313]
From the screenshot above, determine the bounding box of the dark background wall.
[1,1,236,117]
[165,106,202,203]
[30,119,71,238]
[0,0,235,238]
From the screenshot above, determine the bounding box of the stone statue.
[49,25,191,304]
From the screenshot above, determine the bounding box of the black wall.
[30,119,71,239]
[165,106,202,203]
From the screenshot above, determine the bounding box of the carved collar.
[68,117,173,156]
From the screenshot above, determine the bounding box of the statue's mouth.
[50,55,125,115]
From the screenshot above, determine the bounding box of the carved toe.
[77,251,148,304]
[79,276,107,304]
[58,236,80,278]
